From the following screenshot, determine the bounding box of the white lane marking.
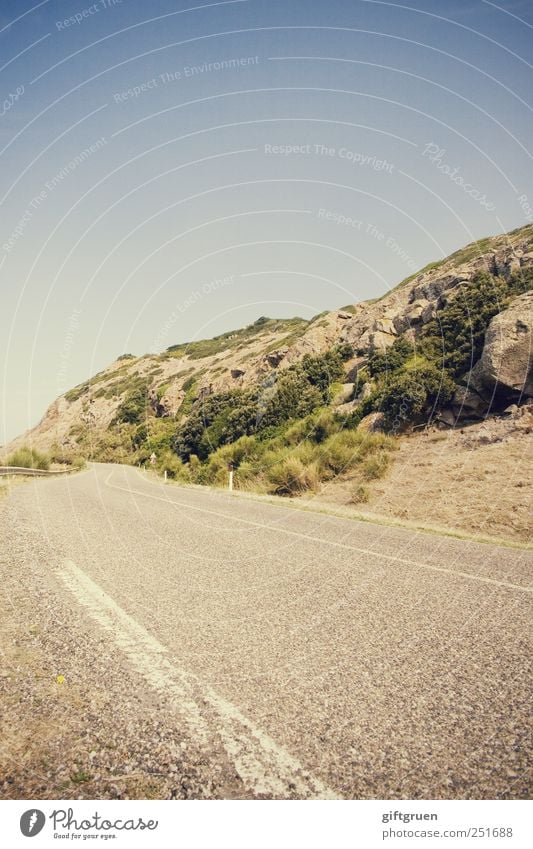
[104,471,533,594]
[58,559,339,800]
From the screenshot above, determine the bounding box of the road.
[1,463,531,799]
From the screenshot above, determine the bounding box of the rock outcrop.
[4,225,532,455]
[475,291,533,401]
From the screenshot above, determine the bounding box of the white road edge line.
[104,471,533,595]
[58,559,339,800]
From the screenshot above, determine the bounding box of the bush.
[199,400,258,456]
[318,430,364,477]
[201,436,260,485]
[350,484,370,504]
[267,456,321,495]
[188,454,201,477]
[368,337,413,377]
[375,361,455,429]
[284,417,315,446]
[175,390,255,460]
[421,271,508,378]
[308,408,337,443]
[81,425,137,464]
[155,449,190,481]
[111,380,150,425]
[352,367,370,400]
[49,443,87,468]
[336,342,354,361]
[362,452,390,480]
[232,460,256,488]
[6,446,50,470]
[171,345,348,463]
[300,349,345,398]
[260,371,323,428]
[377,372,428,428]
[507,265,533,297]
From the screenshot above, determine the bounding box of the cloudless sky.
[1,0,532,442]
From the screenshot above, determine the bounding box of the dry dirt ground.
[304,408,532,546]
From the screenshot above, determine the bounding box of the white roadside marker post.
[228,462,234,492]
[164,470,167,482]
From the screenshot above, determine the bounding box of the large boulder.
[393,299,436,333]
[411,267,474,302]
[520,251,533,268]
[357,412,386,433]
[451,385,490,420]
[266,348,288,367]
[367,330,396,352]
[332,383,355,405]
[373,317,397,335]
[476,291,533,400]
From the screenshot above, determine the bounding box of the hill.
[5,225,532,541]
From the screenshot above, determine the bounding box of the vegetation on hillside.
[384,226,532,300]
[165,316,308,360]
[345,268,533,429]
[5,446,51,470]
[160,407,395,496]
[62,260,532,497]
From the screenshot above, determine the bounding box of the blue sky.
[1,0,532,442]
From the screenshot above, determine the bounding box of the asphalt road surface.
[2,463,532,799]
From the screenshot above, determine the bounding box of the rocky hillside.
[6,225,533,482]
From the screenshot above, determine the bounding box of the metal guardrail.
[0,466,79,477]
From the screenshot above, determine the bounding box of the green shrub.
[336,342,355,361]
[284,417,315,446]
[175,390,255,460]
[368,337,413,377]
[317,430,363,477]
[351,367,370,400]
[267,456,321,495]
[421,271,508,378]
[377,373,429,428]
[49,443,87,468]
[362,452,390,480]
[507,266,533,297]
[308,408,337,443]
[356,431,396,455]
[144,418,176,454]
[156,449,190,481]
[156,382,170,401]
[260,371,323,428]
[6,446,50,470]
[188,454,201,477]
[111,379,150,425]
[81,425,137,463]
[232,460,257,488]
[64,382,90,403]
[350,484,370,504]
[200,400,259,456]
[201,436,260,484]
[300,349,345,398]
